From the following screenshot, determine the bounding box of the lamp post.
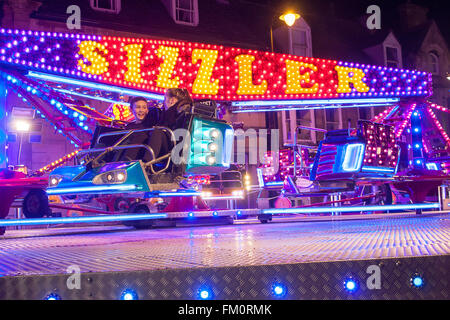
[270,11,301,52]
[14,119,31,164]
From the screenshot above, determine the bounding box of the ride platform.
[0,211,449,300]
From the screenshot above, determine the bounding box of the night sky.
[266,0,450,43]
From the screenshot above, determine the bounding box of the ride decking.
[0,212,449,299]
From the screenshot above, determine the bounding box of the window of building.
[385,46,400,68]
[325,108,341,131]
[90,0,121,14]
[174,0,198,26]
[295,110,314,141]
[429,52,440,75]
[292,28,308,57]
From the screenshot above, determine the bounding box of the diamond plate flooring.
[0,213,449,277]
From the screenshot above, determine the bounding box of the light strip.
[231,103,396,113]
[201,195,244,200]
[256,168,265,188]
[361,166,395,173]
[0,213,168,227]
[265,181,284,186]
[27,71,164,101]
[232,98,400,107]
[46,184,138,195]
[156,191,201,197]
[262,203,439,215]
[54,88,130,106]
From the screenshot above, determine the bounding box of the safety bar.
[296,125,327,133]
[96,126,176,146]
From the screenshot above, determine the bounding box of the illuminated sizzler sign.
[0,29,433,101]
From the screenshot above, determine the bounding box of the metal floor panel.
[0,213,449,277]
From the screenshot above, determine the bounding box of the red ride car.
[0,168,49,235]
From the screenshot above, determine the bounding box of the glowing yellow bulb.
[280,13,300,27]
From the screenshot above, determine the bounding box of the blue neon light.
[425,163,438,170]
[0,213,168,227]
[46,184,138,195]
[265,181,284,187]
[342,143,365,172]
[361,166,395,173]
[256,168,265,188]
[27,71,164,101]
[262,203,439,215]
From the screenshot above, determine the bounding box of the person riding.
[122,88,193,166]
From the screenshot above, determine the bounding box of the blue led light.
[188,212,194,218]
[411,274,424,288]
[197,287,213,300]
[344,278,358,293]
[44,293,61,300]
[212,211,219,217]
[120,289,138,300]
[272,283,287,298]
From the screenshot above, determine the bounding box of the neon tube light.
[265,181,284,186]
[54,88,130,106]
[262,203,439,215]
[342,143,365,172]
[155,191,201,197]
[0,213,168,227]
[232,98,400,107]
[27,71,165,101]
[361,166,395,173]
[46,184,138,195]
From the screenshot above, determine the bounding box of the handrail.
[96,126,176,146]
[296,125,327,133]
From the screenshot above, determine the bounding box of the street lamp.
[279,12,300,27]
[270,10,301,52]
[14,119,31,164]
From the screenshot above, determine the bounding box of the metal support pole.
[438,184,449,211]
